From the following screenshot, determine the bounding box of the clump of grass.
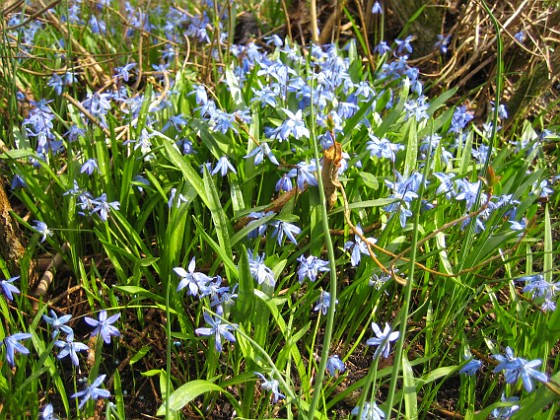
[0,1,558,419]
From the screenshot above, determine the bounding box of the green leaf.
[418,366,456,385]
[403,118,418,178]
[231,211,276,246]
[253,290,308,387]
[192,217,238,279]
[203,166,234,270]
[138,257,160,267]
[113,369,126,419]
[130,346,152,365]
[543,204,552,283]
[358,172,379,190]
[402,354,418,419]
[234,245,255,322]
[135,83,153,135]
[161,140,209,208]
[141,369,164,377]
[0,148,35,160]
[156,380,231,415]
[427,87,458,116]
[343,97,376,143]
[459,130,474,176]
[113,285,164,303]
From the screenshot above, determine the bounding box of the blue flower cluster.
[459,345,548,415]
[0,272,120,413]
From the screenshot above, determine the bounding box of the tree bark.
[0,182,28,276]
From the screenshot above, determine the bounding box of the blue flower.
[369,273,392,290]
[351,401,385,419]
[287,161,318,190]
[251,82,279,107]
[491,394,520,419]
[43,310,74,340]
[314,290,337,315]
[460,214,486,233]
[344,224,374,267]
[472,144,491,163]
[168,188,189,208]
[394,35,414,55]
[366,134,404,162]
[71,374,111,409]
[420,134,453,164]
[91,193,120,222]
[80,158,99,175]
[455,180,483,211]
[247,250,276,287]
[54,337,89,366]
[366,322,399,359]
[81,92,112,120]
[374,41,391,55]
[212,156,237,176]
[404,96,429,122]
[209,282,238,308]
[491,102,508,120]
[246,211,276,239]
[209,109,250,134]
[493,346,548,392]
[433,172,457,199]
[519,273,549,294]
[371,1,383,14]
[161,114,189,132]
[1,332,32,366]
[1,276,21,301]
[509,218,526,232]
[176,138,195,155]
[192,84,208,106]
[268,109,310,141]
[534,180,553,198]
[297,255,330,283]
[11,174,26,189]
[88,15,107,34]
[195,306,237,353]
[245,142,279,166]
[514,31,526,43]
[275,174,293,193]
[326,355,346,376]
[459,357,483,376]
[41,403,58,420]
[113,63,137,82]
[519,274,559,311]
[85,310,121,344]
[173,257,212,296]
[151,63,171,79]
[255,372,285,403]
[65,126,86,142]
[32,220,53,243]
[201,276,233,304]
[449,105,474,133]
[47,73,64,95]
[434,34,451,54]
[266,34,283,47]
[162,44,176,62]
[124,128,154,159]
[271,219,301,245]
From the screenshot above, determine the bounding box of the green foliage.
[0,1,558,419]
